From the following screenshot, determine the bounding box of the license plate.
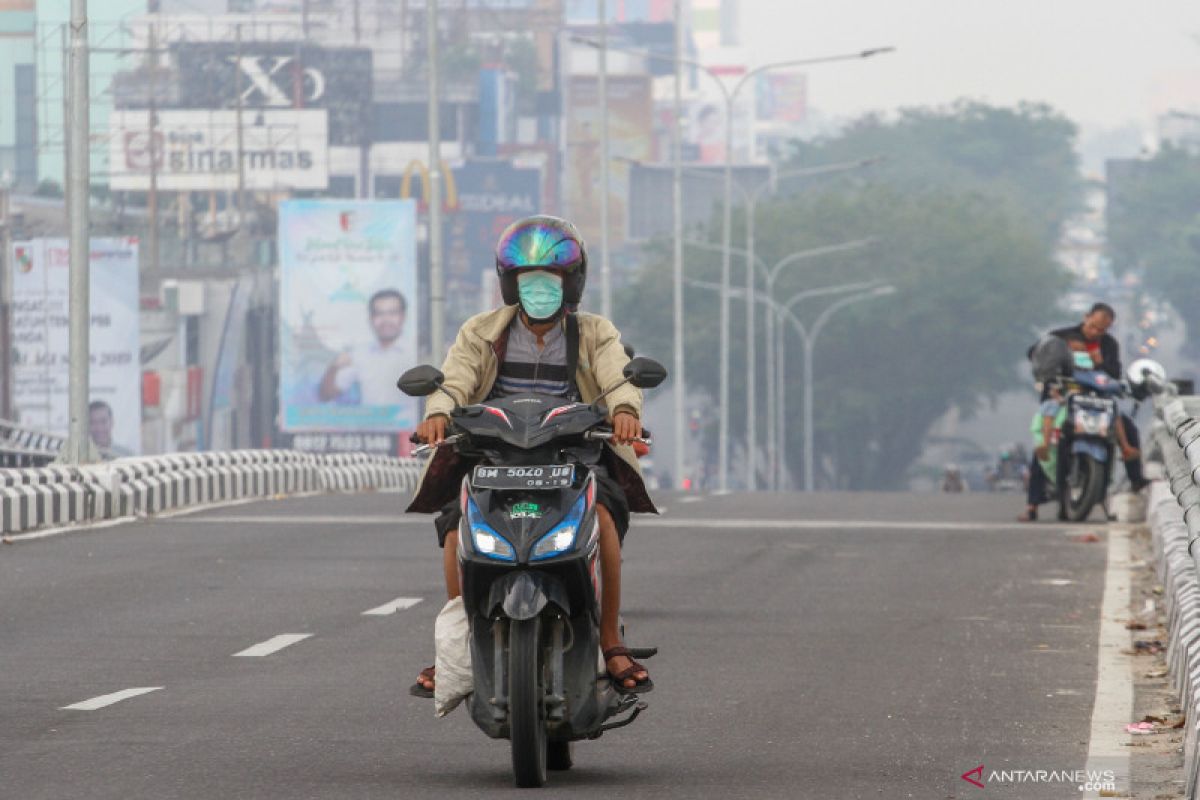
[1073,408,1111,437]
[472,465,575,490]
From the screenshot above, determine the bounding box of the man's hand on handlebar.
[415,414,448,445]
[611,411,642,446]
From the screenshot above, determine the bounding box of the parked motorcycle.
[398,357,667,788]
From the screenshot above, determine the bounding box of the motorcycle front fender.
[1071,438,1110,463]
[486,570,571,621]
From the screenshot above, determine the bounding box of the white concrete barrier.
[0,449,423,536]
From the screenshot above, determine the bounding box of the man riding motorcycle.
[406,215,656,696]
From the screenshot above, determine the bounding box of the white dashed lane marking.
[362,597,424,616]
[233,634,313,657]
[61,687,163,711]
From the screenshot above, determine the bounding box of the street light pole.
[598,0,611,318]
[677,157,880,490]
[671,0,685,490]
[570,35,893,492]
[779,285,896,491]
[0,174,12,421]
[686,236,877,489]
[65,0,90,464]
[427,0,445,360]
[714,49,892,492]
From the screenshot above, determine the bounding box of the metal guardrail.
[1143,374,1200,797]
[0,419,65,468]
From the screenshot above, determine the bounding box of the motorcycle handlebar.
[412,433,464,456]
[584,430,653,446]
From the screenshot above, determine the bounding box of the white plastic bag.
[433,596,473,717]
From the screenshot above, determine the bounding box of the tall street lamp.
[571,35,894,491]
[685,237,877,489]
[681,158,880,487]
[779,285,898,491]
[671,0,685,491]
[427,0,445,360]
[710,50,892,493]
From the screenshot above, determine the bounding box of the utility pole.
[427,0,445,359]
[235,23,247,248]
[597,0,611,317]
[146,9,160,278]
[671,0,685,490]
[0,175,12,420]
[65,0,90,463]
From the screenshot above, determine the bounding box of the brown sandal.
[410,665,435,699]
[603,646,654,694]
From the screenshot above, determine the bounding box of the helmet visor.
[497,221,583,271]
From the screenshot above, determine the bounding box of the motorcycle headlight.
[466,498,516,562]
[531,492,587,561]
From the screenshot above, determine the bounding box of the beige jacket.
[406,305,657,514]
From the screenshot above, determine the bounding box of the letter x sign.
[230,56,326,106]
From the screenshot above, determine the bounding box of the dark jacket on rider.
[1028,324,1121,381]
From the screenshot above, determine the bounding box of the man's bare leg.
[417,510,647,692]
[596,504,648,689]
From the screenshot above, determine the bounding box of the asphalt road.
[0,490,1110,799]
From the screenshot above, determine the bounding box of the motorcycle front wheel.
[509,616,548,788]
[1065,453,1106,522]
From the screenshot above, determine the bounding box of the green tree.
[1106,146,1200,352]
[785,100,1081,243]
[616,101,1077,489]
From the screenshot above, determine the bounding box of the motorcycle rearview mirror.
[397,365,461,409]
[623,357,668,389]
[397,365,444,396]
[590,357,670,410]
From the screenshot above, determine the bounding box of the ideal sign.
[109,109,329,192]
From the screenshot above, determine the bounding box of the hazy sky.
[742,0,1200,135]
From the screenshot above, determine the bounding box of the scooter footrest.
[589,700,648,739]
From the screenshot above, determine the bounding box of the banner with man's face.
[278,200,419,432]
[9,238,141,457]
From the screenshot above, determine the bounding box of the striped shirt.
[489,316,579,399]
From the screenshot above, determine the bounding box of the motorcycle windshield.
[454,394,606,449]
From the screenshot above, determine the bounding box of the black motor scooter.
[398,357,667,788]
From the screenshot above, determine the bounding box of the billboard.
[109,109,328,192]
[10,238,142,457]
[564,74,653,249]
[756,72,807,124]
[172,43,372,146]
[278,200,419,433]
[446,159,541,330]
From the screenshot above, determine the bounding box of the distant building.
[0,0,37,188]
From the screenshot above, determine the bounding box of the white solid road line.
[180,515,422,525]
[180,514,1067,533]
[362,597,424,616]
[61,687,163,711]
[638,518,1068,532]
[233,633,313,657]
[1081,527,1133,799]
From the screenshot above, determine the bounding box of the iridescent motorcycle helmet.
[495,215,588,306]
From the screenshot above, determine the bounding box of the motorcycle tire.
[509,616,548,788]
[546,740,574,771]
[1066,453,1106,522]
